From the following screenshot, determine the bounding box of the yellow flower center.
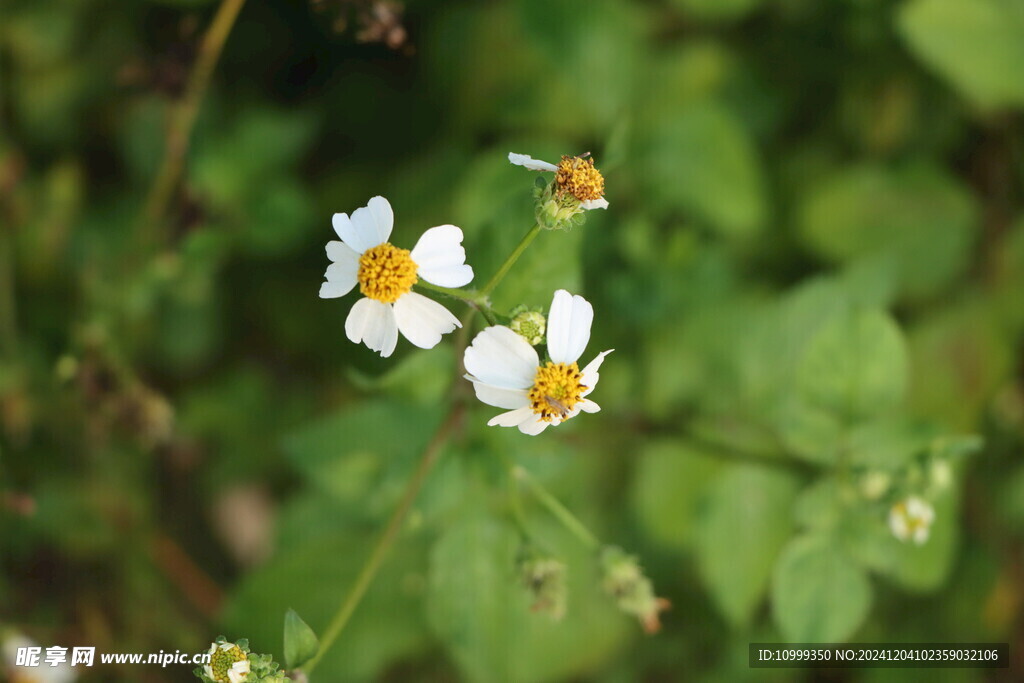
[357,242,418,303]
[528,362,586,422]
[555,155,605,202]
[209,644,247,683]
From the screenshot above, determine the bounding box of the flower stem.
[138,0,247,240]
[479,223,541,297]
[303,404,463,676]
[514,466,600,550]
[414,281,498,325]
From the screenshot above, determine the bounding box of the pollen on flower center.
[528,361,586,422]
[208,644,247,683]
[357,242,418,303]
[555,155,605,202]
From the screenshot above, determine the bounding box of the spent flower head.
[599,546,670,634]
[464,290,612,435]
[518,550,568,621]
[889,496,935,545]
[509,152,608,230]
[319,196,474,357]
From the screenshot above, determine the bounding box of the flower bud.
[859,470,891,501]
[509,307,546,346]
[598,546,670,634]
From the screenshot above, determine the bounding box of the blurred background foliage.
[1,0,1023,680]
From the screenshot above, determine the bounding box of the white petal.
[410,225,474,287]
[228,670,245,683]
[471,381,530,410]
[581,197,609,210]
[393,291,461,349]
[578,398,601,413]
[518,416,551,435]
[546,290,593,365]
[319,246,360,298]
[464,326,539,390]
[579,349,613,397]
[345,298,399,357]
[487,405,535,427]
[332,196,393,253]
[508,152,558,172]
[204,665,215,678]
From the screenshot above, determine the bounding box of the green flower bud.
[509,307,546,346]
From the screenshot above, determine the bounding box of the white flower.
[2,634,75,683]
[509,152,609,210]
[889,496,935,545]
[464,289,612,435]
[204,642,250,683]
[319,196,474,357]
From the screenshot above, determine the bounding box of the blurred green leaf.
[772,534,872,642]
[283,608,319,671]
[899,0,1024,108]
[631,440,723,551]
[427,514,629,683]
[796,307,908,423]
[695,465,800,627]
[798,164,977,299]
[642,100,767,238]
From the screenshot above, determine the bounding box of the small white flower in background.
[464,289,612,435]
[889,496,935,545]
[2,633,75,683]
[509,152,609,210]
[319,196,474,357]
[204,642,250,683]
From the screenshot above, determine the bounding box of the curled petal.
[546,290,593,365]
[508,152,558,172]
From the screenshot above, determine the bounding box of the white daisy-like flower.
[464,289,612,435]
[204,642,250,683]
[2,634,75,683]
[509,152,609,210]
[888,496,935,545]
[319,196,474,357]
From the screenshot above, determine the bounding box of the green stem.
[303,404,462,676]
[480,223,541,297]
[514,466,599,550]
[414,281,497,325]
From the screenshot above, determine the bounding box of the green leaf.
[630,440,723,551]
[772,534,872,642]
[798,164,978,299]
[643,100,767,238]
[427,515,629,683]
[283,609,319,671]
[796,307,907,422]
[695,465,800,627]
[899,0,1024,109]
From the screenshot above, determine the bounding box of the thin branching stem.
[139,0,248,240]
[514,466,600,550]
[479,223,541,297]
